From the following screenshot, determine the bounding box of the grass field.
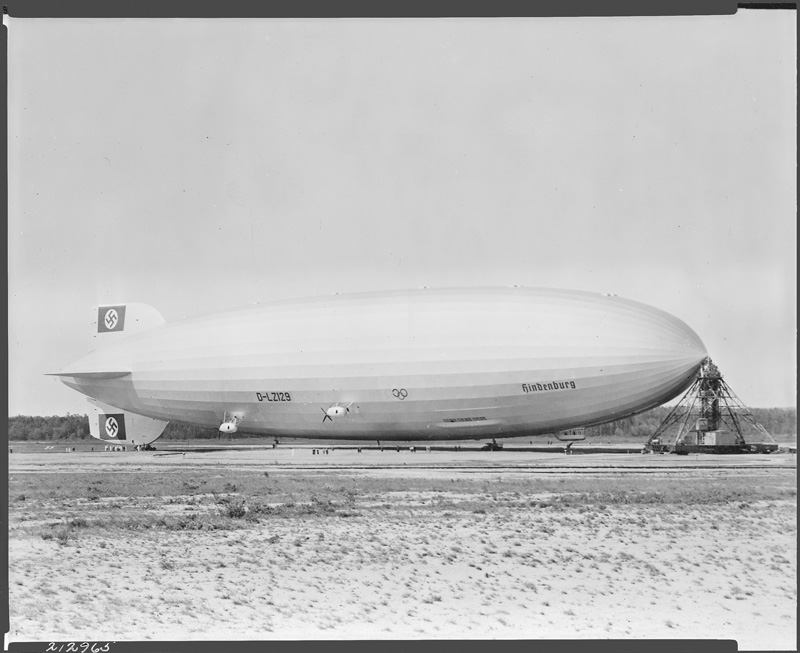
[7,455,797,647]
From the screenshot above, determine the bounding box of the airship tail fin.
[87,397,169,447]
[93,303,166,344]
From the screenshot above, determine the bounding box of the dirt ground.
[7,448,797,648]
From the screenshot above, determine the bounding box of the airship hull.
[58,288,707,441]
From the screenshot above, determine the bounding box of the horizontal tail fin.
[46,371,130,380]
[87,398,168,446]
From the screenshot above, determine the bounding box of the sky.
[7,12,796,415]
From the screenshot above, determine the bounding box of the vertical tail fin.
[87,398,169,447]
[93,303,165,344]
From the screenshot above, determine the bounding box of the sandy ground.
[8,449,797,648]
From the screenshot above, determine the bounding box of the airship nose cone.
[598,294,707,359]
[593,294,708,406]
[655,317,706,360]
[647,304,707,362]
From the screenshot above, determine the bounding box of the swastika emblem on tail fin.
[99,414,126,440]
[105,416,119,437]
[97,305,126,332]
[104,309,118,330]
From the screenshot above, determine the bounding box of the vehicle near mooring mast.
[51,287,708,448]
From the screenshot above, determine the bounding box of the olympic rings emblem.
[392,388,408,400]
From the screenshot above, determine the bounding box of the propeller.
[218,412,241,436]
[321,402,353,423]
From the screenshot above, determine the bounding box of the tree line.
[583,406,797,440]
[7,407,797,442]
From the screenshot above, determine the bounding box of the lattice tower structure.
[646,358,775,450]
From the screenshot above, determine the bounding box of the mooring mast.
[646,358,777,453]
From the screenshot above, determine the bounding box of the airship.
[52,287,707,448]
